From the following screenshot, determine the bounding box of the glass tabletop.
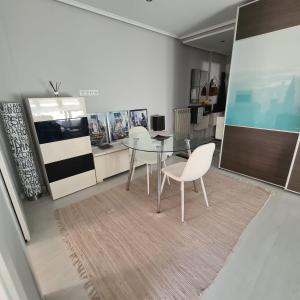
[122,134,212,153]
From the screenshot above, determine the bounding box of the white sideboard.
[93,143,144,183]
[93,144,129,182]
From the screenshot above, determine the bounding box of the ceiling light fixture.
[146,0,152,2]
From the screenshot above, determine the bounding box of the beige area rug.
[56,169,270,300]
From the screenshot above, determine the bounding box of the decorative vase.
[0,102,42,199]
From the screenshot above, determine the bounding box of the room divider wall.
[220,0,300,193]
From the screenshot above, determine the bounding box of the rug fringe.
[55,210,100,300]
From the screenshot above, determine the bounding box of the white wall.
[0,15,24,195]
[0,0,226,189]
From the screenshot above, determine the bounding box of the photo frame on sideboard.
[87,112,110,146]
[129,108,148,129]
[107,110,129,142]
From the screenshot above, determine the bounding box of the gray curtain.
[0,102,41,198]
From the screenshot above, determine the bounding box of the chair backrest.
[180,143,215,181]
[129,126,153,147]
[129,127,156,162]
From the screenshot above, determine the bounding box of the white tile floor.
[24,155,300,300]
[202,184,300,300]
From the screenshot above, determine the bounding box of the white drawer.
[94,149,130,182]
[49,170,96,200]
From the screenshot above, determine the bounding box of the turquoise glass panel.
[226,26,300,132]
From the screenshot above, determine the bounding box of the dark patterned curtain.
[0,102,42,198]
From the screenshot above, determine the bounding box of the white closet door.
[0,150,30,241]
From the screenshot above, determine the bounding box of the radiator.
[174,108,191,136]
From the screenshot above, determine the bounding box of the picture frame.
[87,112,110,146]
[107,110,129,142]
[129,109,149,129]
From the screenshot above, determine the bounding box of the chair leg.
[181,182,185,223]
[161,173,167,193]
[150,164,152,175]
[200,177,209,207]
[163,161,170,185]
[146,164,150,195]
[130,164,136,182]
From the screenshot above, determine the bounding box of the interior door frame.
[0,148,30,241]
[0,253,23,300]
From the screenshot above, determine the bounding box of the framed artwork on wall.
[129,109,148,129]
[107,111,129,142]
[87,113,109,146]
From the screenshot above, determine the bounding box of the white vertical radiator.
[174,108,191,136]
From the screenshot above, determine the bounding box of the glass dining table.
[122,134,212,213]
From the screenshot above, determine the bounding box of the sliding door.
[221,0,300,188]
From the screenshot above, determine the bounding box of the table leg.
[192,179,199,193]
[157,150,162,213]
[126,148,136,191]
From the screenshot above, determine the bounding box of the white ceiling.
[185,28,235,55]
[57,0,245,55]
[65,0,243,37]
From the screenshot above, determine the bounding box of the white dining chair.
[129,127,170,195]
[161,143,215,222]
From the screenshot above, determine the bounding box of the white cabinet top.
[27,97,86,122]
[92,142,128,157]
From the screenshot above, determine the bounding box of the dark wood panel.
[35,117,89,144]
[221,126,298,186]
[287,143,300,193]
[45,153,94,183]
[236,0,300,40]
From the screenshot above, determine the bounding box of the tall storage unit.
[26,97,96,200]
[220,0,300,192]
